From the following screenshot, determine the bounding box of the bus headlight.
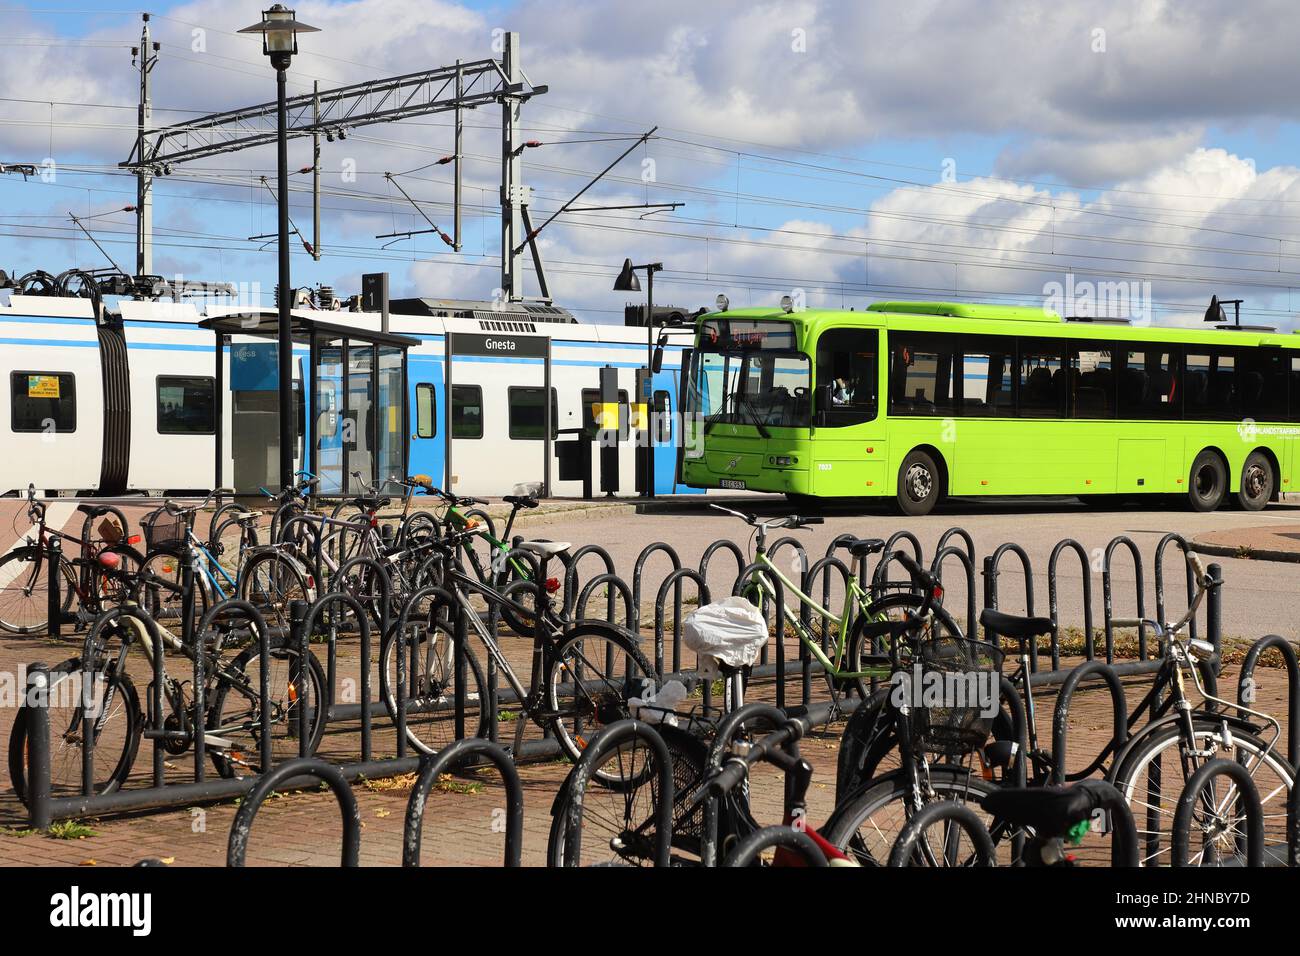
[768,455,797,467]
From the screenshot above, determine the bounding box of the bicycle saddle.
[350,496,390,510]
[503,494,539,509]
[518,540,570,557]
[979,780,1120,837]
[837,537,886,558]
[979,608,1053,640]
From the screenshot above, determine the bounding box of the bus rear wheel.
[1237,451,1274,511]
[895,449,941,517]
[1188,450,1226,512]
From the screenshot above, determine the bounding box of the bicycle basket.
[908,636,1003,754]
[142,507,189,551]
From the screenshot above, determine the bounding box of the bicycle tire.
[846,591,963,701]
[206,635,328,778]
[378,616,489,755]
[1110,717,1294,866]
[822,765,1003,867]
[8,656,141,806]
[238,549,313,637]
[544,622,654,767]
[134,545,210,636]
[0,545,76,634]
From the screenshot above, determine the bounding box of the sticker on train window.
[27,375,60,398]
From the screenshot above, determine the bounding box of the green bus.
[679,300,1300,515]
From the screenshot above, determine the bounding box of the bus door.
[811,328,884,495]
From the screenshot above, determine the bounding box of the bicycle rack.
[1171,758,1264,867]
[699,537,746,596]
[734,562,788,709]
[557,719,673,867]
[1047,539,1094,670]
[802,554,850,706]
[402,739,522,867]
[278,513,325,591]
[888,801,996,867]
[726,825,828,867]
[983,542,1035,662]
[632,541,683,642]
[392,584,463,746]
[574,572,634,629]
[930,546,977,642]
[227,758,360,867]
[1153,532,1200,644]
[1102,536,1147,662]
[873,530,923,597]
[297,591,375,759]
[1237,634,1300,768]
[935,526,976,566]
[562,543,616,619]
[1050,660,1127,784]
[653,568,709,680]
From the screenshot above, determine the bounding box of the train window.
[11,371,76,434]
[451,385,483,439]
[156,375,215,435]
[581,388,630,440]
[508,386,558,440]
[415,383,437,439]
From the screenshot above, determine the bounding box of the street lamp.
[613,258,663,497]
[240,5,318,493]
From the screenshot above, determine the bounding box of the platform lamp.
[613,258,663,497]
[239,4,319,492]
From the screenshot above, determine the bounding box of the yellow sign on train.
[27,375,60,398]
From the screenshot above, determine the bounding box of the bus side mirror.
[651,344,664,374]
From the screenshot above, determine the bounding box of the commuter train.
[0,284,701,499]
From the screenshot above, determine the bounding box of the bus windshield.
[687,318,811,429]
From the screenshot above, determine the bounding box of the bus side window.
[815,328,877,425]
[1237,349,1286,422]
[1185,349,1234,421]
[1016,339,1067,418]
[1068,344,1115,419]
[957,335,1012,417]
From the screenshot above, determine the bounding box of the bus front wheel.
[1187,450,1227,512]
[895,449,942,517]
[1236,451,1274,511]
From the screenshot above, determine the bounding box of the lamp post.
[613,258,663,497]
[240,5,318,492]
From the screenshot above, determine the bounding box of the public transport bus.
[680,300,1300,515]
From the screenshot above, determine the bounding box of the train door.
[406,341,445,492]
[445,330,550,496]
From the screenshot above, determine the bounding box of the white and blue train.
[0,286,701,499]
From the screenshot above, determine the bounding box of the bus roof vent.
[867,301,1060,322]
[1065,316,1132,325]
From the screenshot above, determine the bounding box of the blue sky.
[5,0,1300,327]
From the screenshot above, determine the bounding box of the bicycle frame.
[745,551,889,681]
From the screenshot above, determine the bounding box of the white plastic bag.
[629,679,689,727]
[683,596,769,669]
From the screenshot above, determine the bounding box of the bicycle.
[712,503,959,702]
[135,490,315,640]
[0,485,144,634]
[378,527,653,766]
[7,601,327,804]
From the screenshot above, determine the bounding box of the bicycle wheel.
[546,723,710,867]
[0,546,77,634]
[847,593,962,701]
[544,623,654,770]
[7,655,141,805]
[1111,718,1294,866]
[379,612,488,755]
[822,765,1005,867]
[209,516,259,566]
[239,550,312,637]
[135,546,209,635]
[206,635,327,777]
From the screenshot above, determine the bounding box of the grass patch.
[45,821,96,840]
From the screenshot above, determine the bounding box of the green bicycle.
[713,504,959,702]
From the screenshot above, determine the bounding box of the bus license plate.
[719,478,746,490]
